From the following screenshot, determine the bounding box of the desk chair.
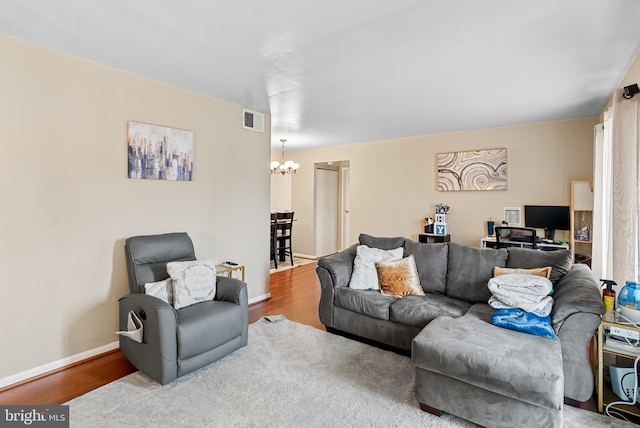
[276,212,295,266]
[495,226,537,249]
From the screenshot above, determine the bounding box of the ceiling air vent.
[243,108,264,133]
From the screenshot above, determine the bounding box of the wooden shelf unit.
[570,180,594,265]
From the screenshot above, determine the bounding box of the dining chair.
[276,212,295,266]
[270,213,278,269]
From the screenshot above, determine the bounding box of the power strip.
[610,326,640,341]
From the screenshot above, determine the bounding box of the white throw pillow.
[349,245,404,290]
[166,259,217,309]
[144,278,174,305]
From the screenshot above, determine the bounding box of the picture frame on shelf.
[504,207,521,226]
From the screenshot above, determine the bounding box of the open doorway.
[314,160,350,257]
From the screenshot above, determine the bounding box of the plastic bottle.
[601,279,617,317]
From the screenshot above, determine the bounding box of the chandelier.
[270,139,300,175]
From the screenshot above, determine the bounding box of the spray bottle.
[601,279,617,317]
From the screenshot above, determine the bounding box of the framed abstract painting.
[127,121,194,181]
[437,148,507,191]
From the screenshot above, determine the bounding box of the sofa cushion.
[403,240,448,294]
[446,243,508,303]
[506,248,572,285]
[359,233,406,250]
[376,255,425,298]
[334,287,397,320]
[349,245,403,290]
[390,293,472,328]
[412,314,563,410]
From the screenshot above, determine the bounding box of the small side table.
[595,316,640,417]
[418,233,451,244]
[216,264,245,281]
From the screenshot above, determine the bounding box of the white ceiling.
[2,1,639,151]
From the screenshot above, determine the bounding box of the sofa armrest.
[556,312,601,401]
[316,244,357,328]
[317,244,357,289]
[551,263,605,332]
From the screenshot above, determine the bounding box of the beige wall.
[290,118,597,255]
[270,171,292,212]
[0,35,271,381]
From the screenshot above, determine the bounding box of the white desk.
[480,236,569,251]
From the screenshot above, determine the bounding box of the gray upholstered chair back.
[125,232,196,293]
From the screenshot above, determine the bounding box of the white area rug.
[269,255,315,273]
[67,317,630,427]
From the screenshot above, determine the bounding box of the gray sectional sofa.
[316,234,605,414]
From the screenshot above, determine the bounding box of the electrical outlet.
[610,326,640,341]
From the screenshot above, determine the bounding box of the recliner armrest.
[118,293,178,357]
[215,276,247,305]
[118,293,179,385]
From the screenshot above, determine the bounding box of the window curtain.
[592,109,613,281]
[609,90,640,287]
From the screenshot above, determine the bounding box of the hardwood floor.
[0,262,321,405]
[249,261,322,329]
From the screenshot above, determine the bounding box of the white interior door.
[315,167,339,257]
[342,167,351,250]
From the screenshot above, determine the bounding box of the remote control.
[224,261,238,266]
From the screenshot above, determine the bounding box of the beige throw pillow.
[493,266,552,279]
[375,255,425,298]
[167,259,217,309]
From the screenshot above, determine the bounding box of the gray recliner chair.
[119,232,248,385]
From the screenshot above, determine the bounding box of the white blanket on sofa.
[488,273,553,317]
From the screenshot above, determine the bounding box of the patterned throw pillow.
[144,278,174,304]
[166,259,217,309]
[375,255,425,298]
[348,245,404,290]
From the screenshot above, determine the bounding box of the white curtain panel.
[611,91,640,286]
[592,109,613,281]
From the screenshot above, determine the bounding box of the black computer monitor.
[524,205,570,241]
